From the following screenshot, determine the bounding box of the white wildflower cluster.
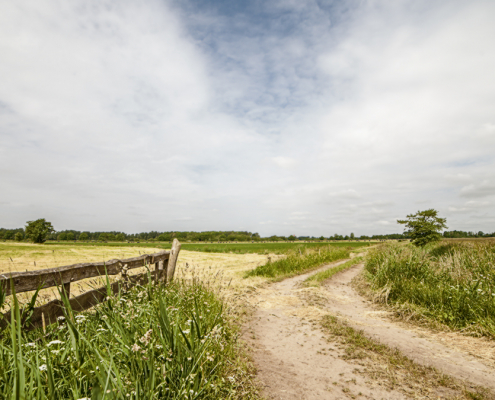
[139,329,153,346]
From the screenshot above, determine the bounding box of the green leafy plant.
[25,219,55,244]
[397,209,447,247]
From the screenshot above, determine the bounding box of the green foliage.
[79,232,89,241]
[245,246,350,279]
[116,233,125,242]
[14,232,23,242]
[364,242,495,337]
[304,257,363,286]
[0,280,251,399]
[25,219,55,244]
[398,209,447,247]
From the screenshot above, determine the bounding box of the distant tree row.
[442,230,495,238]
[2,224,493,243]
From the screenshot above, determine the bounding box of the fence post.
[166,239,181,282]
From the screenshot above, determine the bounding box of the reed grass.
[0,271,256,399]
[244,246,350,279]
[364,241,495,337]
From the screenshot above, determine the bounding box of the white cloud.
[1,0,495,235]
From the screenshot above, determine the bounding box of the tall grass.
[245,246,350,279]
[0,273,253,399]
[364,241,495,337]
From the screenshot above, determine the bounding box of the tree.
[79,232,89,241]
[58,232,67,241]
[397,209,447,247]
[67,232,75,241]
[350,232,355,240]
[15,232,23,242]
[116,233,125,242]
[25,219,55,243]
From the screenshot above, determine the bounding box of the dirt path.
[244,260,495,399]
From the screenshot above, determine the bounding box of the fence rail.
[0,239,181,330]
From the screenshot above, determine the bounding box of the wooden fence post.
[166,239,181,282]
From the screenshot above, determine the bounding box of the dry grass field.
[0,242,278,309]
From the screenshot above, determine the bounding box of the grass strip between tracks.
[303,257,363,287]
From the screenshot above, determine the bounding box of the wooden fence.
[0,239,181,330]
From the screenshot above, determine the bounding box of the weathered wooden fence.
[0,239,181,330]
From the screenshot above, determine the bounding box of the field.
[42,240,372,254]
[363,240,495,337]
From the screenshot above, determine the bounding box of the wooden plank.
[0,251,170,296]
[0,269,161,331]
[166,239,181,282]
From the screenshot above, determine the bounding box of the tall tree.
[25,219,55,243]
[397,209,447,247]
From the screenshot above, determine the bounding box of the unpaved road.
[244,260,495,399]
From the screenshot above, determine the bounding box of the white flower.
[182,330,190,335]
[228,376,235,383]
[39,364,47,371]
[24,343,36,347]
[47,340,64,346]
[131,343,141,352]
[76,397,91,400]
[75,315,85,319]
[57,316,65,321]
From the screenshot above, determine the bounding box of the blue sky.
[1,0,494,236]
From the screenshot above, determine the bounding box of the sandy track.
[244,260,407,399]
[244,260,495,399]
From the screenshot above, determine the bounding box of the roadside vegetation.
[363,241,495,337]
[304,257,363,287]
[0,276,258,399]
[245,246,350,279]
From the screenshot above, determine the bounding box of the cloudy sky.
[1,0,494,236]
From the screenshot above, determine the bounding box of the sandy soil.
[244,260,495,399]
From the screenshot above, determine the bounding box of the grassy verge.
[0,275,260,399]
[364,241,495,337]
[244,246,350,280]
[304,257,363,287]
[320,314,491,399]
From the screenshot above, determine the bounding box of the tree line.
[2,219,493,243]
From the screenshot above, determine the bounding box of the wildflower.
[47,340,64,346]
[182,330,190,335]
[139,329,153,345]
[24,343,36,347]
[228,376,235,383]
[57,316,65,321]
[131,343,141,352]
[39,364,47,371]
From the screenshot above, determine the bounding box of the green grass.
[0,274,257,399]
[364,241,495,337]
[304,257,363,286]
[41,241,371,255]
[244,246,351,279]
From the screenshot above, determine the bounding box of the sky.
[1,0,494,236]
